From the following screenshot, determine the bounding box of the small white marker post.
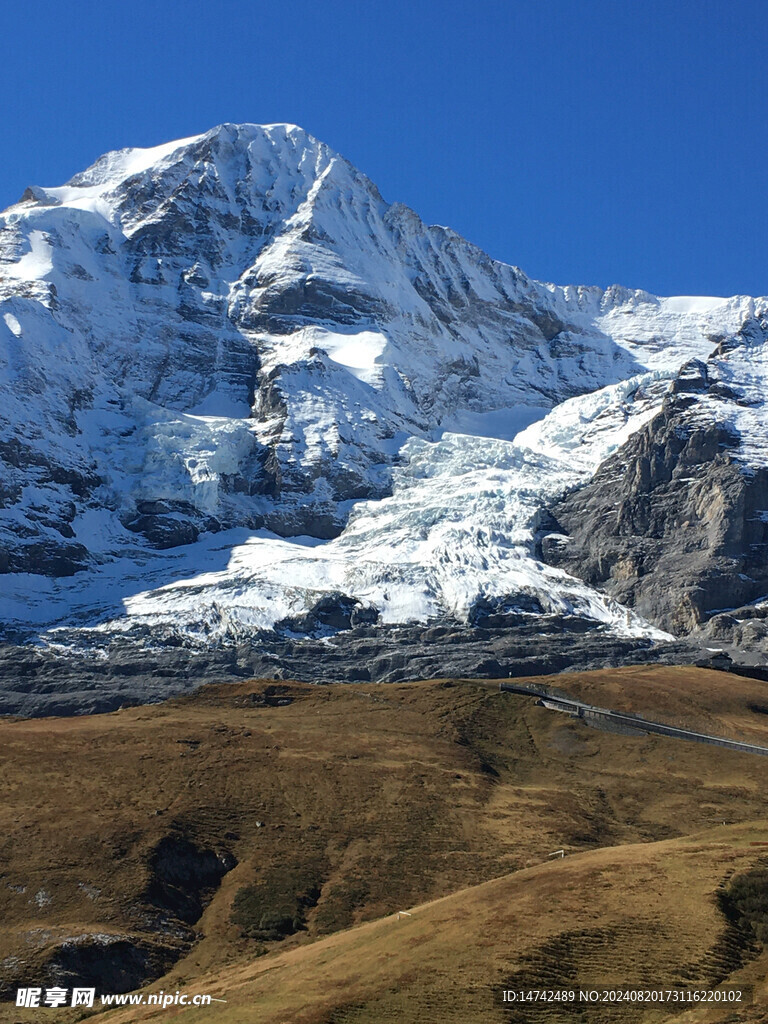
[548,849,565,859]
[396,911,412,920]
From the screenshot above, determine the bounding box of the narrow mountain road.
[499,682,768,758]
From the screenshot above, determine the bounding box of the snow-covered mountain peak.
[9,123,361,258]
[2,124,767,659]
[63,132,206,190]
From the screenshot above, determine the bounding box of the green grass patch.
[231,863,323,941]
[720,856,768,944]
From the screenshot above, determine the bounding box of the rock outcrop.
[541,335,768,637]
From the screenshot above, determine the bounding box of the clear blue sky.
[1,0,765,297]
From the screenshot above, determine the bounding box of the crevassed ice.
[68,370,675,643]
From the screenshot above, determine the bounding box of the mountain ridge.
[2,123,768,708]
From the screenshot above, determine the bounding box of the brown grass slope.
[1,666,768,1022]
[93,826,768,1024]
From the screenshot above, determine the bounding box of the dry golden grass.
[88,826,768,1024]
[1,666,768,1023]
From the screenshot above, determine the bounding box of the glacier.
[1,123,768,663]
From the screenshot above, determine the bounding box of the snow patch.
[318,329,388,385]
[8,230,53,279]
[660,295,727,314]
[3,312,21,337]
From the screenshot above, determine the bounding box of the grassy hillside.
[1,666,768,1022]
[93,827,768,1024]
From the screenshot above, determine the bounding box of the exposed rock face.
[0,933,179,1001]
[39,935,176,998]
[0,620,732,718]
[701,604,768,659]
[122,499,221,550]
[541,346,768,636]
[0,832,237,998]
[143,834,237,927]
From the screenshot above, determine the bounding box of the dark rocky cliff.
[541,356,768,636]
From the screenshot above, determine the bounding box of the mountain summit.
[2,124,767,709]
